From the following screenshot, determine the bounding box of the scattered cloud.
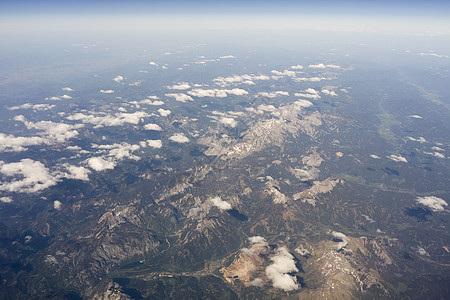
[188,88,248,98]
[271,69,296,77]
[220,55,235,59]
[53,200,62,210]
[149,61,157,66]
[0,159,58,193]
[7,103,56,111]
[165,93,194,102]
[370,154,381,159]
[60,95,72,99]
[213,74,270,87]
[265,247,299,291]
[169,133,189,143]
[113,75,124,83]
[332,231,349,251]
[0,196,13,203]
[308,63,341,69]
[294,77,326,82]
[167,83,191,90]
[100,89,114,94]
[290,65,304,69]
[158,108,171,117]
[258,91,289,98]
[424,151,445,158]
[144,123,163,131]
[219,117,237,128]
[407,136,426,143]
[409,115,423,119]
[62,87,74,92]
[321,89,337,96]
[416,196,448,211]
[209,196,232,210]
[147,140,162,149]
[387,154,408,163]
[431,146,444,152]
[87,157,116,171]
[67,111,148,127]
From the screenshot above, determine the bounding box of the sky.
[1,0,449,34]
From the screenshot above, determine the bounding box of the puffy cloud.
[158,108,171,117]
[409,115,423,119]
[63,165,90,181]
[53,200,62,210]
[219,55,235,59]
[256,104,277,114]
[0,133,45,152]
[248,236,266,244]
[169,133,189,143]
[424,151,445,158]
[147,140,162,149]
[213,74,270,87]
[93,143,141,161]
[0,196,13,203]
[407,136,426,143]
[370,154,381,159]
[167,83,191,90]
[187,88,248,98]
[294,100,313,108]
[7,103,56,111]
[113,75,124,83]
[165,93,194,102]
[290,65,304,69]
[416,196,448,211]
[0,159,58,193]
[144,123,163,131]
[271,69,296,77]
[332,231,349,251]
[87,157,116,171]
[139,99,165,106]
[60,94,72,99]
[129,80,142,87]
[258,91,289,98]
[265,247,299,291]
[431,146,444,152]
[209,196,232,210]
[46,96,61,101]
[100,89,114,94]
[219,117,237,128]
[308,63,341,69]
[294,77,326,82]
[67,111,148,127]
[294,92,321,100]
[149,61,157,66]
[321,89,337,96]
[62,87,74,91]
[387,154,408,163]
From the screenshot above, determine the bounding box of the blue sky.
[1,0,449,34]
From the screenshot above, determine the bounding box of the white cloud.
[220,55,235,59]
[60,95,72,99]
[100,89,114,94]
[265,247,299,291]
[321,89,337,96]
[370,154,381,159]
[431,146,444,152]
[46,96,61,101]
[144,123,163,131]
[332,231,349,251]
[158,108,171,117]
[219,117,237,128]
[169,133,189,143]
[294,77,326,82]
[308,63,341,69]
[187,88,248,98]
[63,165,90,181]
[416,196,448,211]
[53,200,62,210]
[248,236,266,244]
[258,91,289,98]
[7,103,56,111]
[167,83,191,90]
[67,111,148,127]
[139,99,165,106]
[62,87,74,91]
[0,196,13,203]
[213,74,270,87]
[113,75,124,83]
[407,136,426,143]
[147,140,162,149]
[409,115,423,119]
[271,69,296,77]
[209,196,232,210]
[424,151,445,159]
[165,93,194,102]
[149,61,157,66]
[290,65,304,69]
[256,104,277,114]
[294,92,321,100]
[294,100,313,108]
[387,154,408,163]
[93,143,141,161]
[0,159,58,193]
[0,133,46,152]
[87,157,116,171]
